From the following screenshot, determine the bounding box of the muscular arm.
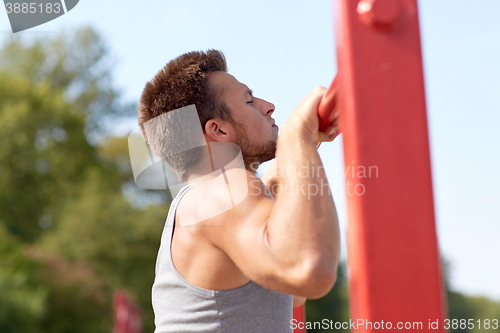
[261,94,340,303]
[261,113,339,190]
[203,87,341,299]
[261,141,321,191]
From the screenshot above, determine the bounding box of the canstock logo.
[3,0,79,33]
[128,105,248,226]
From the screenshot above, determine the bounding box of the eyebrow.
[245,86,253,97]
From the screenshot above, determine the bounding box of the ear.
[204,119,233,142]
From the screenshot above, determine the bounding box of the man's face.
[210,72,279,171]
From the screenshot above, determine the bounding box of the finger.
[331,129,341,140]
[303,86,327,109]
[323,124,336,136]
[317,130,336,143]
[327,128,340,141]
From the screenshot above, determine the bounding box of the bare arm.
[261,106,339,190]
[261,91,340,303]
[261,139,327,190]
[203,87,341,299]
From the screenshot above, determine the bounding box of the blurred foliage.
[443,258,500,333]
[0,223,47,333]
[39,165,166,332]
[0,71,95,242]
[0,25,499,333]
[0,25,136,140]
[447,291,500,333]
[0,26,167,332]
[28,247,113,333]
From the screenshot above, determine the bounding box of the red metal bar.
[293,305,307,333]
[333,0,446,331]
[318,75,339,131]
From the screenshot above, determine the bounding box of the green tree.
[39,159,167,333]
[0,223,47,333]
[0,26,136,140]
[0,70,167,332]
[28,246,114,333]
[443,258,500,333]
[0,71,94,242]
[0,26,167,331]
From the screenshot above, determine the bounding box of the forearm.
[266,122,340,278]
[261,142,320,189]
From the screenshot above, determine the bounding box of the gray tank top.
[152,183,293,333]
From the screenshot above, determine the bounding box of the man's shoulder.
[179,169,272,227]
[211,168,274,210]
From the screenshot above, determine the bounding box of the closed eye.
[247,100,253,104]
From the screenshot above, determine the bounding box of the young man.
[138,50,341,333]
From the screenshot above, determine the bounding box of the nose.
[258,98,275,117]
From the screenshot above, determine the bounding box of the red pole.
[112,290,144,333]
[293,305,307,333]
[331,0,446,331]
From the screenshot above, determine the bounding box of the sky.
[1,0,499,301]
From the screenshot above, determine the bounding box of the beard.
[235,126,277,173]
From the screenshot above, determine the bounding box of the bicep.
[202,171,290,290]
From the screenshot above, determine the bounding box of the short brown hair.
[138,49,234,181]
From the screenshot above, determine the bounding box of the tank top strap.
[156,182,200,273]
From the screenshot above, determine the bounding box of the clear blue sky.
[1,0,499,301]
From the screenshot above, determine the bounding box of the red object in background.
[333,0,446,331]
[112,290,144,333]
[293,305,307,333]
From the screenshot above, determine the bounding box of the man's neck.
[184,143,259,184]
